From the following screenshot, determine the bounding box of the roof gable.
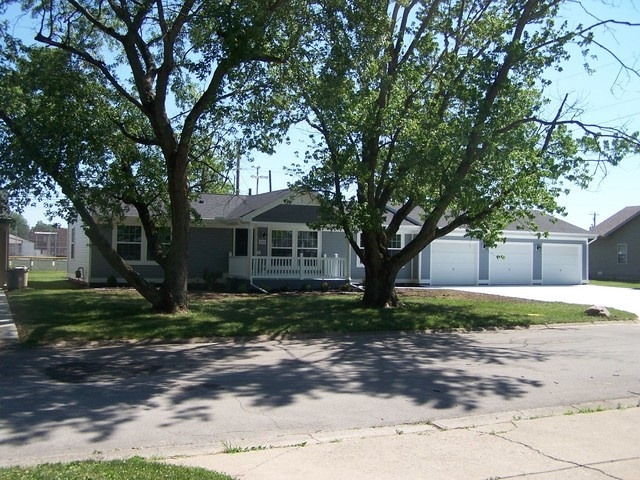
[192,189,291,220]
[591,206,640,237]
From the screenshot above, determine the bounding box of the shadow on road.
[0,332,545,447]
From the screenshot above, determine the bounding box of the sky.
[9,1,640,231]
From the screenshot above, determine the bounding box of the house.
[9,234,35,256]
[30,228,68,257]
[67,189,592,288]
[589,206,640,281]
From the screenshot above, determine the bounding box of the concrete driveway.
[449,284,640,318]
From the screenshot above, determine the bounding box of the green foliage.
[9,212,29,238]
[0,456,233,480]
[0,0,305,311]
[290,0,640,305]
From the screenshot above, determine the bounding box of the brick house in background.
[29,227,68,257]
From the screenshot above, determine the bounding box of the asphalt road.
[1,323,639,467]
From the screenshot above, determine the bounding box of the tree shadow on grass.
[0,330,546,457]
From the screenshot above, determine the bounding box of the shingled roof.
[188,189,589,235]
[192,189,291,220]
[389,205,588,235]
[503,211,590,235]
[591,206,640,237]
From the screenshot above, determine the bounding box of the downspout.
[586,235,599,284]
[248,224,268,293]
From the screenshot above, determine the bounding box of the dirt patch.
[188,288,531,303]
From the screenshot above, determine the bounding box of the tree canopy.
[0,0,301,312]
[291,0,640,306]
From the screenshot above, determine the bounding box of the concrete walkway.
[167,399,640,480]
[0,290,19,348]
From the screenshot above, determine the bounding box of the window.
[357,232,403,266]
[388,233,402,252]
[70,227,75,260]
[117,225,142,261]
[617,244,628,265]
[235,228,249,256]
[147,227,171,261]
[359,233,402,251]
[297,231,318,257]
[271,230,293,257]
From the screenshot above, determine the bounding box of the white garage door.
[542,244,582,285]
[431,241,478,285]
[489,243,533,285]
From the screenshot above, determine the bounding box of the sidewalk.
[167,399,640,480]
[0,289,19,348]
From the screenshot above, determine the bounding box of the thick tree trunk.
[362,260,400,308]
[158,158,191,313]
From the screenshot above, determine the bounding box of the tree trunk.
[362,260,400,308]
[158,158,191,313]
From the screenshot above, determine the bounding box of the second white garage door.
[489,243,533,285]
[431,241,478,285]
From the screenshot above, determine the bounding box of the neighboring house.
[9,234,35,256]
[30,228,68,257]
[589,206,640,281]
[67,189,592,288]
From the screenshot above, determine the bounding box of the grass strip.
[0,457,232,480]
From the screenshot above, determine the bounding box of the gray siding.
[478,244,490,283]
[189,227,234,280]
[90,225,234,284]
[322,231,348,258]
[254,204,320,223]
[590,219,640,281]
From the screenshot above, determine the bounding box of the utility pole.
[589,212,599,229]
[235,156,240,196]
[251,166,269,195]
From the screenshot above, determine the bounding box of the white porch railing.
[249,255,347,280]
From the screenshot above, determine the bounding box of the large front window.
[269,230,319,257]
[117,225,142,261]
[271,230,293,257]
[297,231,318,257]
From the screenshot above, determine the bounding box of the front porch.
[228,254,348,281]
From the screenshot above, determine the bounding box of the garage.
[489,243,533,285]
[431,241,478,285]
[542,243,582,285]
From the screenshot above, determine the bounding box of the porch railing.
[250,255,346,279]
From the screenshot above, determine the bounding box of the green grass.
[0,457,233,480]
[7,271,637,346]
[590,279,640,289]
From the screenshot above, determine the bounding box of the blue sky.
[11,1,640,231]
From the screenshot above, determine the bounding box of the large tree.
[292,0,640,307]
[0,0,300,312]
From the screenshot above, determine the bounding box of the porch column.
[346,236,352,282]
[0,218,9,287]
[249,226,255,282]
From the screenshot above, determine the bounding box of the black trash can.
[7,267,28,290]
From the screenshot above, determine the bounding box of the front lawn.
[589,279,640,289]
[0,457,232,480]
[7,271,636,346]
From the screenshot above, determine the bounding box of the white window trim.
[617,243,628,265]
[262,226,323,258]
[113,224,170,265]
[356,232,404,267]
